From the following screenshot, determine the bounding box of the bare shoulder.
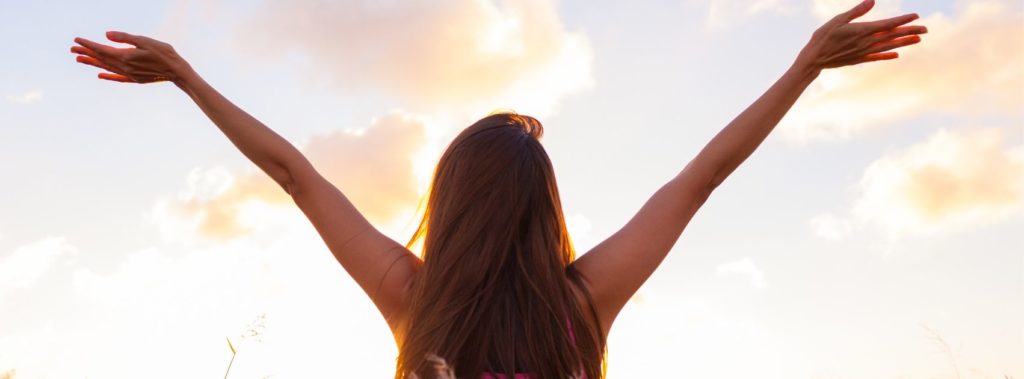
[386,262,420,348]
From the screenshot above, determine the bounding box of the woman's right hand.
[71,31,192,85]
[797,0,927,70]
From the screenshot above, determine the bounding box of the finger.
[872,25,928,41]
[98,72,135,83]
[70,45,102,60]
[858,13,920,33]
[838,0,874,23]
[106,31,144,47]
[866,34,922,54]
[75,55,123,74]
[851,52,899,65]
[74,37,121,58]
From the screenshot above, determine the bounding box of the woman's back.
[393,114,606,379]
[391,268,603,378]
[478,316,583,379]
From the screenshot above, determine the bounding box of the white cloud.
[851,128,1024,235]
[1,196,399,378]
[715,257,766,288]
[4,90,43,104]
[810,0,903,22]
[566,213,595,252]
[694,0,795,28]
[692,0,901,29]
[0,237,77,303]
[782,0,1024,142]
[236,0,593,117]
[810,212,854,241]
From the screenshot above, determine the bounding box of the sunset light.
[0,0,1021,378]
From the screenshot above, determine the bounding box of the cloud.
[809,0,903,22]
[691,0,900,29]
[236,0,593,116]
[4,90,43,104]
[782,0,1024,142]
[692,0,795,28]
[0,109,426,374]
[715,257,766,288]
[565,213,596,252]
[0,237,77,303]
[3,148,415,377]
[809,212,854,241]
[852,128,1024,234]
[0,209,398,378]
[167,111,429,241]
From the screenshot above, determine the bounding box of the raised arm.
[571,0,926,333]
[70,32,421,329]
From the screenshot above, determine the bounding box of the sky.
[0,0,1022,378]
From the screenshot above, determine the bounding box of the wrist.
[170,58,200,91]
[790,54,822,82]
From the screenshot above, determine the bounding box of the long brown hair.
[396,113,606,378]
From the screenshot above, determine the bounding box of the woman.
[71,0,926,377]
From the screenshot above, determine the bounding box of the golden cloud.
[236,0,593,116]
[782,0,1024,142]
[176,111,429,241]
[852,128,1024,234]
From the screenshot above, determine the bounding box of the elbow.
[275,171,300,197]
[696,181,715,205]
[706,173,725,196]
[279,174,304,197]
[673,164,719,204]
[695,169,722,202]
[666,174,715,209]
[690,171,718,206]
[267,163,301,196]
[280,181,298,196]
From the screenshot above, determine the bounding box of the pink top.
[478,318,586,379]
[479,373,534,379]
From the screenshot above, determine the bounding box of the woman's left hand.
[71,31,191,84]
[798,0,927,70]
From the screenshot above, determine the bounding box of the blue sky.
[1,0,1022,378]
